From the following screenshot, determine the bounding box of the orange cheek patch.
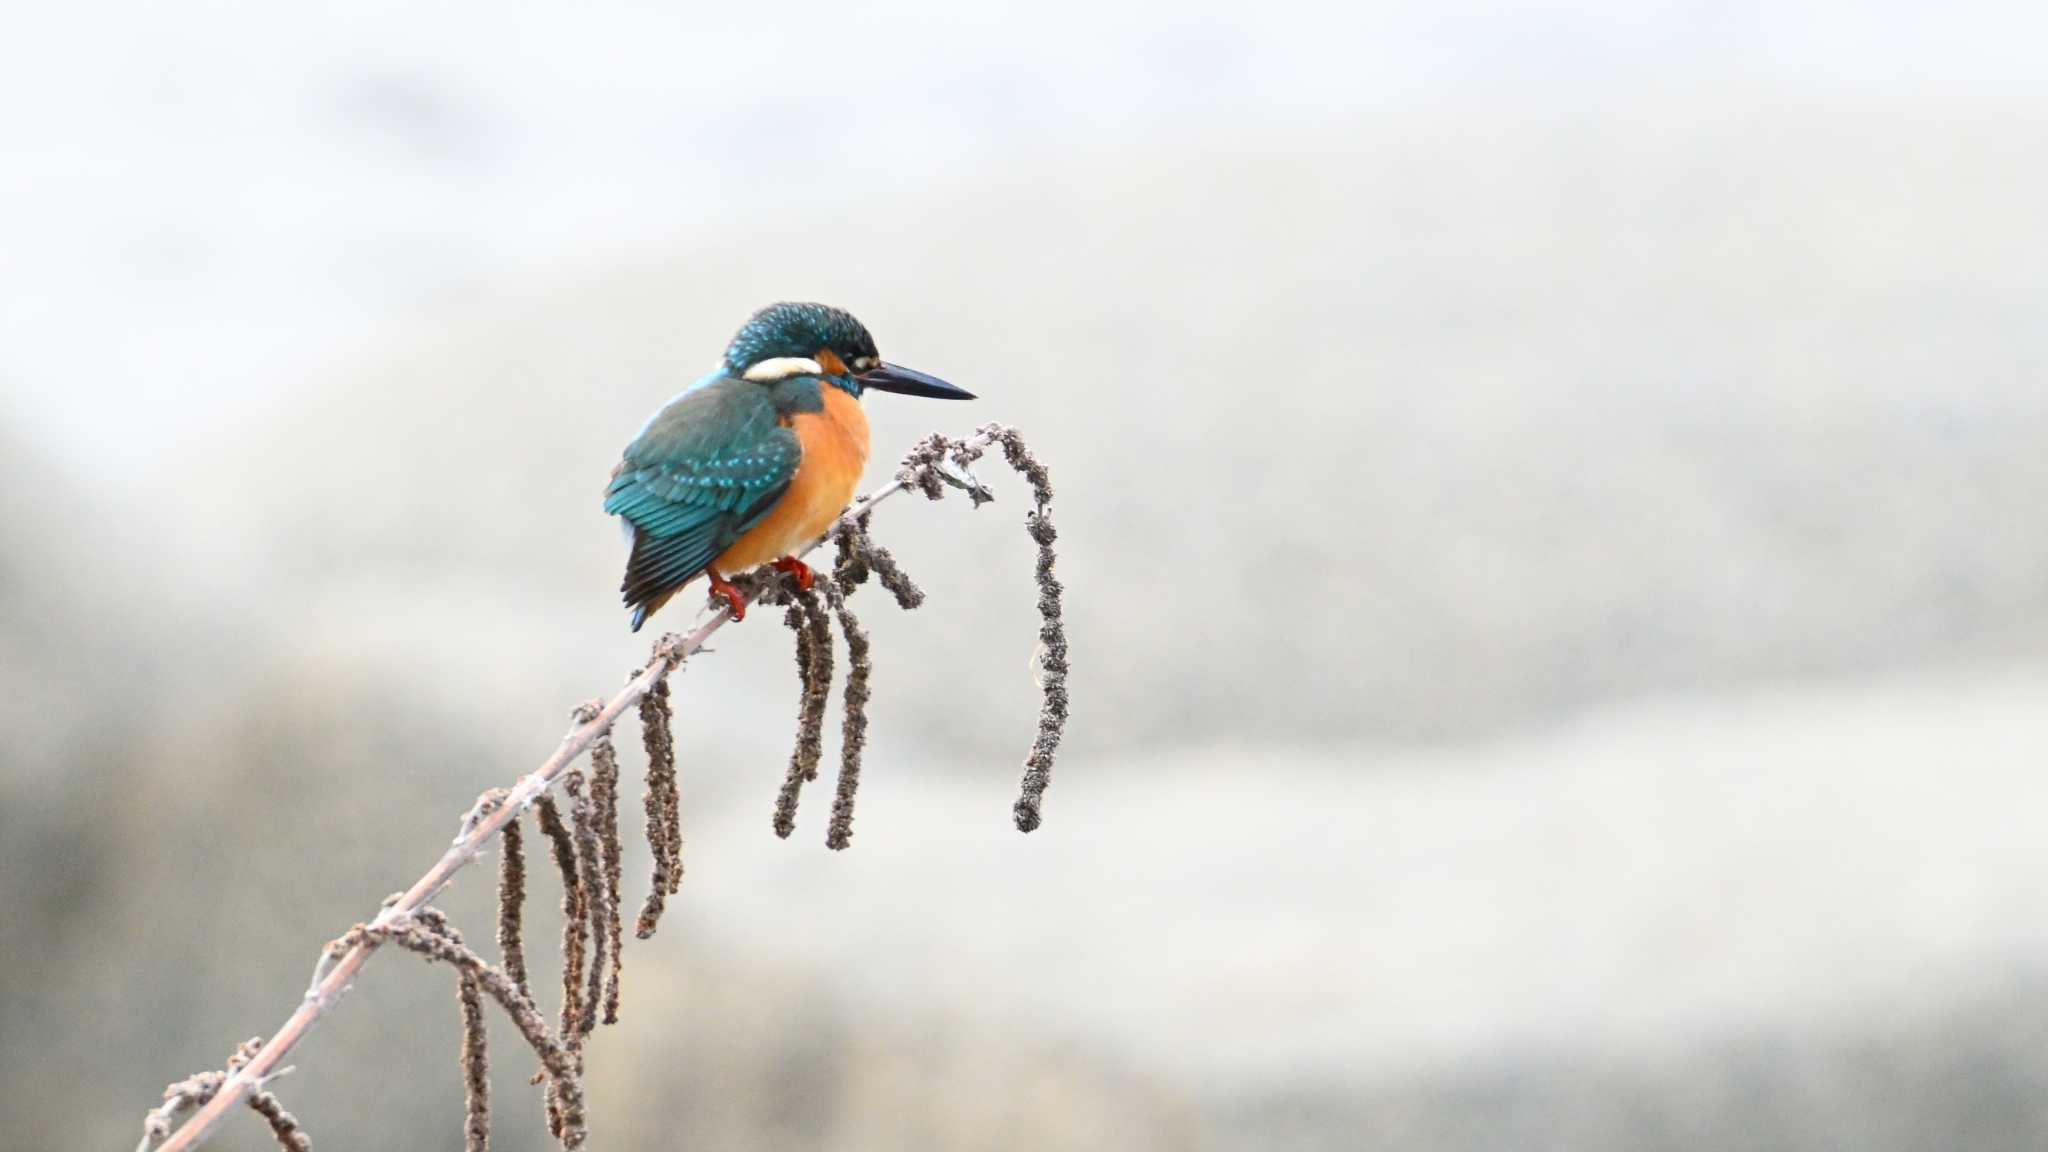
[815,349,848,376]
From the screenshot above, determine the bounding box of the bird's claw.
[706,572,748,622]
[770,556,816,592]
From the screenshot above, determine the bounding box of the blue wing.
[605,376,798,629]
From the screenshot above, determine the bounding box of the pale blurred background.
[6,2,2048,1149]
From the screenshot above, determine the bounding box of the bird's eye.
[850,355,877,372]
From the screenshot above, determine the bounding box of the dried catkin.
[635,676,683,938]
[332,917,586,1150]
[771,584,833,837]
[824,588,872,850]
[496,809,530,1005]
[585,730,625,1026]
[533,789,584,1042]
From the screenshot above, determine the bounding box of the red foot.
[706,571,747,622]
[770,556,816,591]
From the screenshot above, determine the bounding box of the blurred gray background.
[6,2,2048,1149]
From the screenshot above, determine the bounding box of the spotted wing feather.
[605,378,798,629]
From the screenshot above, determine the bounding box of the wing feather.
[605,377,799,628]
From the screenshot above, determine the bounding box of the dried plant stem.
[568,765,603,1040]
[139,1040,307,1152]
[458,968,490,1152]
[988,426,1069,832]
[540,782,589,1042]
[569,727,625,1034]
[771,585,834,837]
[496,808,530,1006]
[139,1072,225,1152]
[898,422,1072,830]
[407,910,494,1151]
[245,1085,312,1152]
[824,588,872,851]
[336,916,588,1149]
[634,679,682,938]
[833,512,926,609]
[593,739,625,1024]
[149,426,1007,1152]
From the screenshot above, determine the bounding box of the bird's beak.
[858,361,976,400]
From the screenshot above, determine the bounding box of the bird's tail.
[626,585,679,633]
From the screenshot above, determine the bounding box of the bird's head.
[722,302,975,401]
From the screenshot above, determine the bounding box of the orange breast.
[712,385,870,574]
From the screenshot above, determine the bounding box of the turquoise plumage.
[606,378,800,629]
[606,303,975,631]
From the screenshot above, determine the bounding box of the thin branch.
[149,426,1009,1152]
[138,1071,225,1152]
[139,1040,307,1152]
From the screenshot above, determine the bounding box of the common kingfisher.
[607,302,974,630]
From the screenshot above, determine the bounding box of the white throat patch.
[742,356,825,382]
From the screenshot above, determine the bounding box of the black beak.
[858,361,976,400]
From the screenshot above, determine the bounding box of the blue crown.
[723,302,878,372]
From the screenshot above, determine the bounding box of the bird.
[605,302,975,631]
